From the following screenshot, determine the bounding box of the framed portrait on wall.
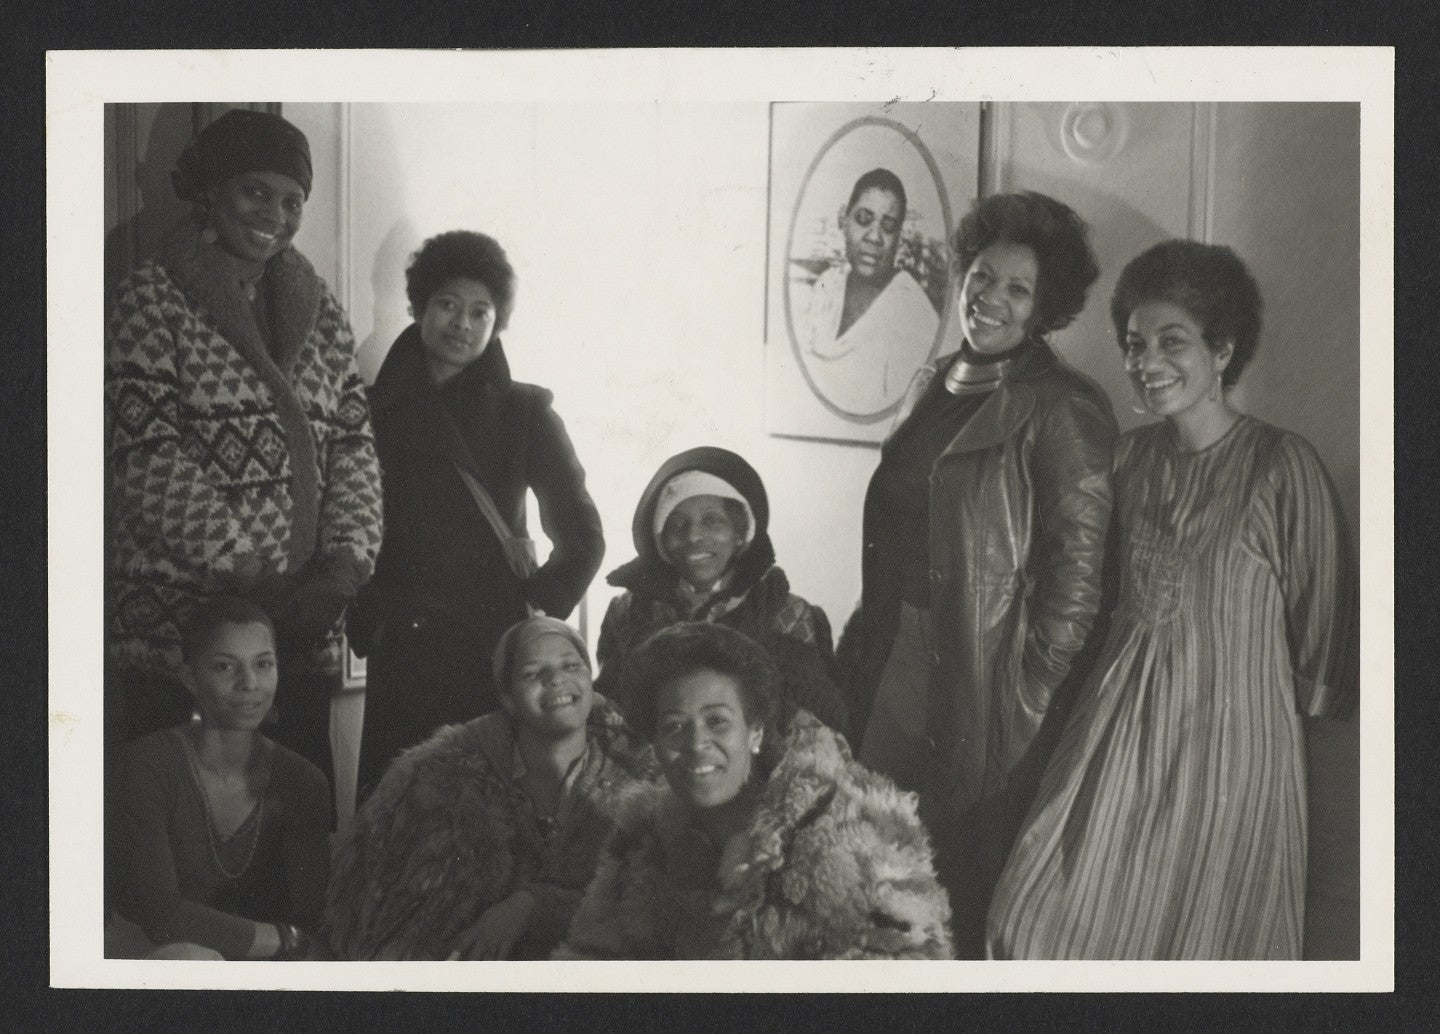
[765,102,981,444]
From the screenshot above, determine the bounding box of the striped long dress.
[987,416,1356,959]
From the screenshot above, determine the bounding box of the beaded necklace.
[179,730,266,882]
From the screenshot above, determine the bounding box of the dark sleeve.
[835,465,904,742]
[524,391,605,618]
[515,883,586,958]
[553,822,667,960]
[1020,386,1117,709]
[108,740,258,959]
[592,593,633,716]
[274,750,332,932]
[769,599,851,739]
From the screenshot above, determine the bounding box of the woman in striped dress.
[987,241,1358,959]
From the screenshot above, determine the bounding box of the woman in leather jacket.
[836,191,1117,956]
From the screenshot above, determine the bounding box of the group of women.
[103,110,1357,963]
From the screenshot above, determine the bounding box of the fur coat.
[105,220,382,676]
[556,712,953,960]
[326,697,657,960]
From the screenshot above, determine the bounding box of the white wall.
[1211,103,1361,530]
[328,100,1361,649]
[992,101,1360,529]
[337,103,880,645]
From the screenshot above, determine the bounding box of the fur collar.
[615,711,848,880]
[156,217,322,376]
[382,692,637,792]
[573,712,953,959]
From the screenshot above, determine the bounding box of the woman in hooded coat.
[594,446,848,737]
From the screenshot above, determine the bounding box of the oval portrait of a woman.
[784,118,953,421]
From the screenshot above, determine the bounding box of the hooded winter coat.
[595,447,849,736]
[352,326,605,799]
[326,696,657,960]
[556,710,953,959]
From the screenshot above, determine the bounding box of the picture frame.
[764,101,981,444]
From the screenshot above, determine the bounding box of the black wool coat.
[353,327,604,799]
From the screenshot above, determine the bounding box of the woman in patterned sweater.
[104,109,382,786]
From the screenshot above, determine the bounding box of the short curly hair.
[1110,239,1263,388]
[405,230,518,332]
[623,622,786,775]
[954,191,1099,336]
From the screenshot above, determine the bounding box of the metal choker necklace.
[943,342,1030,397]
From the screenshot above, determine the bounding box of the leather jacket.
[842,343,1116,815]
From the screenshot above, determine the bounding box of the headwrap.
[171,109,314,203]
[492,615,591,693]
[651,470,757,552]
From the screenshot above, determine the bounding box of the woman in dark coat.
[352,231,604,803]
[595,446,848,736]
[836,191,1117,956]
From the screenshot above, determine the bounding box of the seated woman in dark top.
[595,446,848,736]
[106,596,330,959]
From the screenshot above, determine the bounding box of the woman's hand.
[446,890,536,961]
[246,921,283,959]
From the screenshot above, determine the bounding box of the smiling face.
[1124,299,1231,422]
[418,277,499,385]
[182,621,278,733]
[959,240,1039,355]
[503,633,594,739]
[659,495,743,590]
[842,187,903,283]
[654,669,763,816]
[206,171,305,264]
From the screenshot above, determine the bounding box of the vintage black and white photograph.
[48,48,1392,993]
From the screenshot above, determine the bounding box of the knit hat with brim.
[630,447,769,565]
[651,469,757,553]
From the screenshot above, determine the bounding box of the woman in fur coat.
[326,616,658,960]
[557,622,952,960]
[595,446,848,736]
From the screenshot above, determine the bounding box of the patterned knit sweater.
[105,222,383,675]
